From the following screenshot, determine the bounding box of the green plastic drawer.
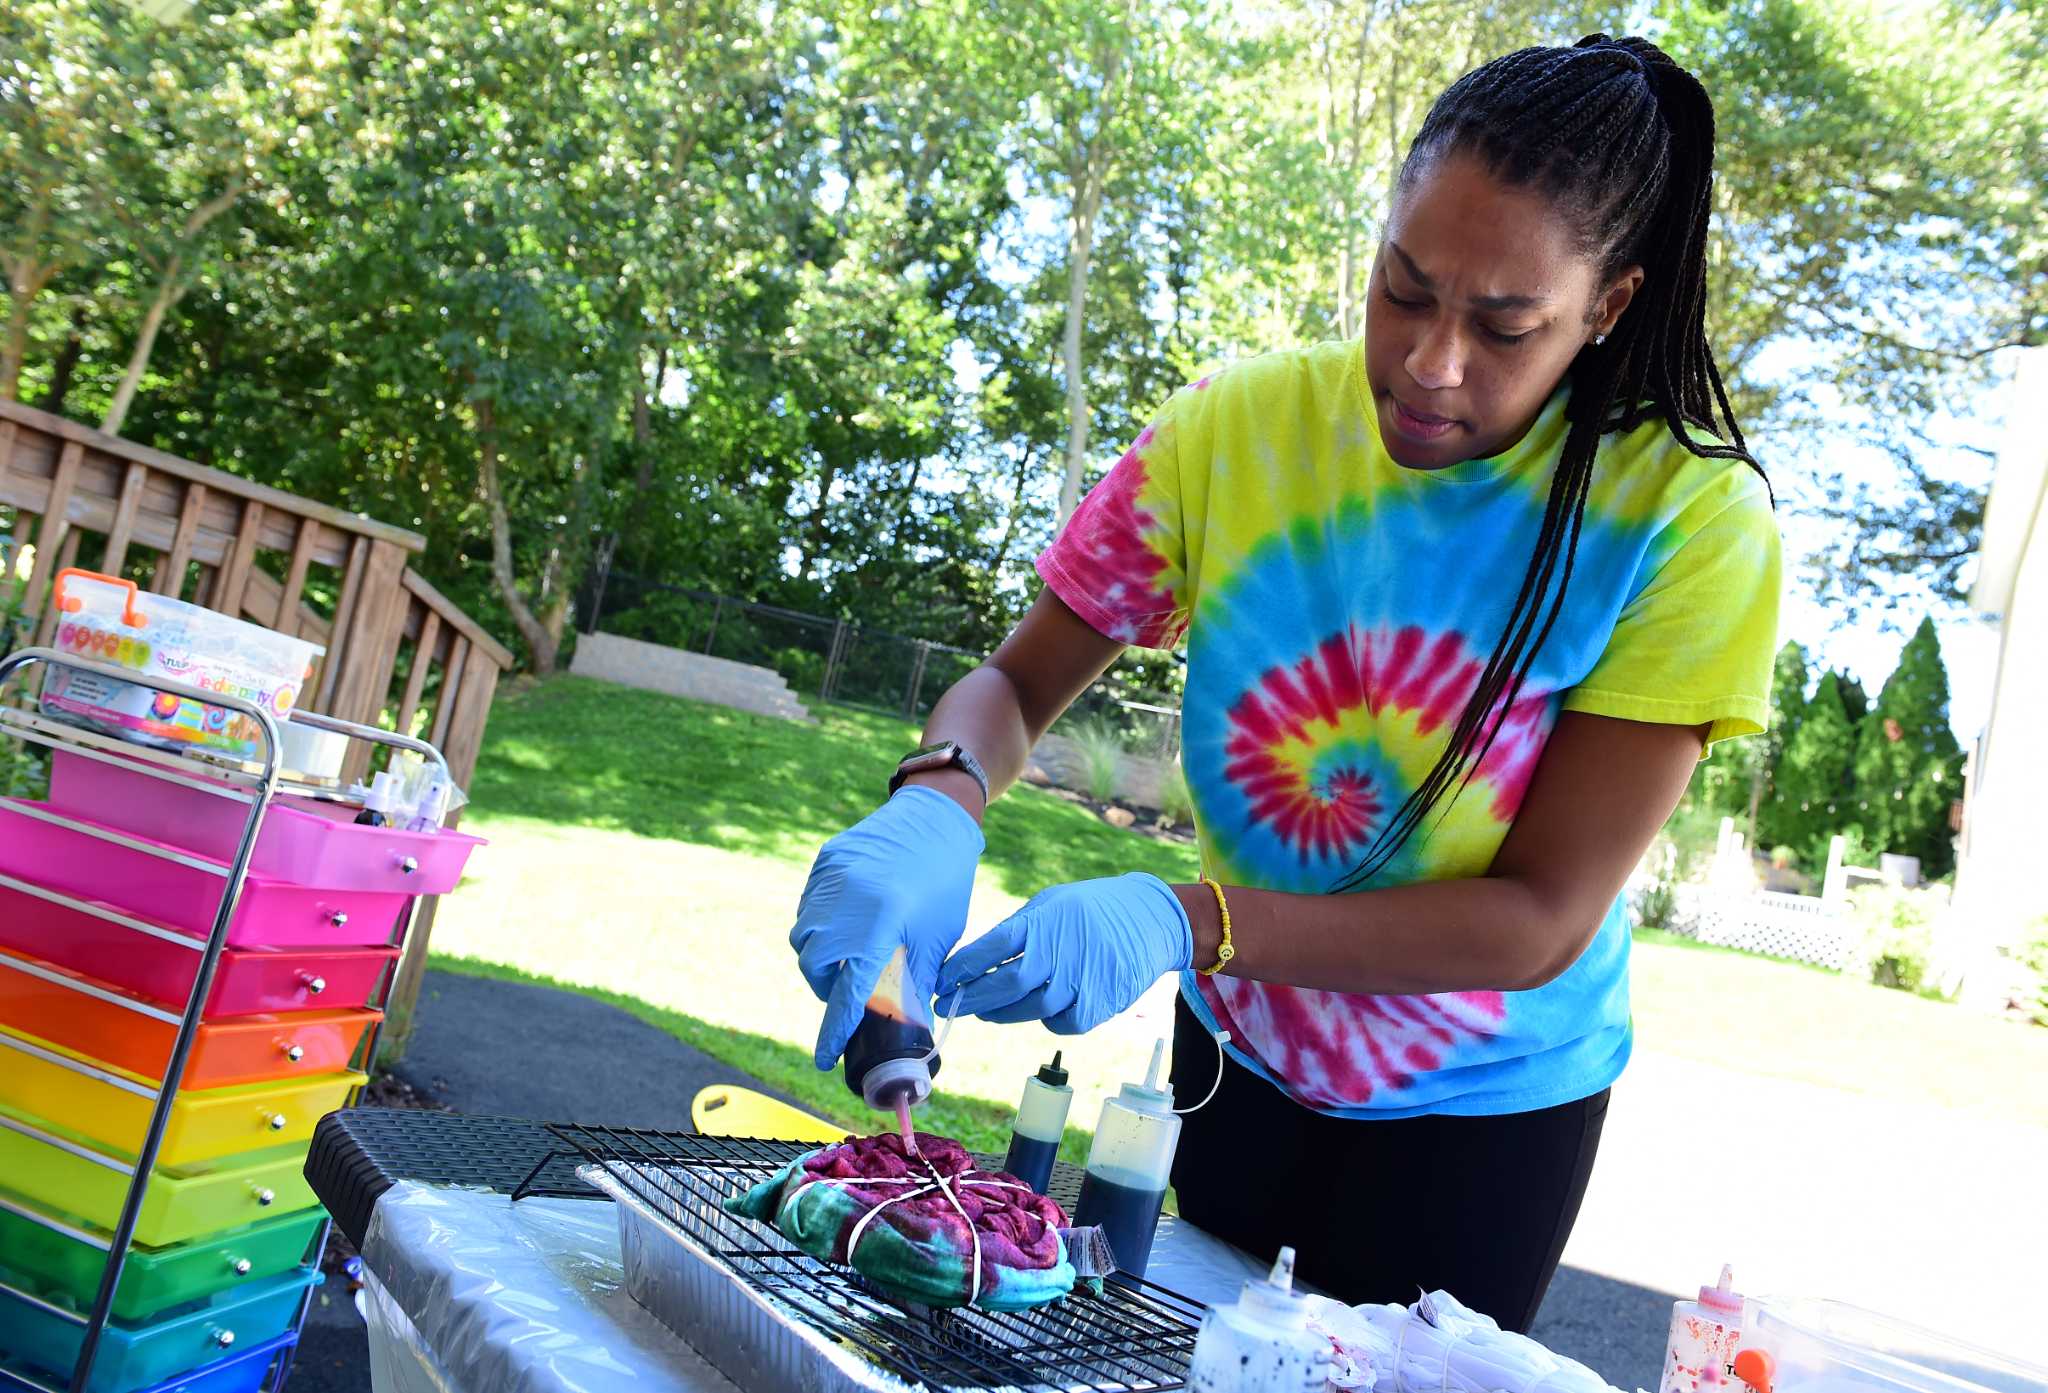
[0,1107,316,1249]
[0,1265,319,1393]
[0,1196,323,1323]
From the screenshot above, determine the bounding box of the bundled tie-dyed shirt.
[1037,339,1780,1118]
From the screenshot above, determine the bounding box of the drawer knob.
[213,1329,236,1349]
[255,1188,275,1207]
[399,855,420,875]
[304,976,327,996]
[232,1257,252,1276]
[330,911,349,928]
[284,1044,306,1062]
[267,1112,288,1131]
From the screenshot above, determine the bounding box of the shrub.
[1848,883,1938,994]
[1068,718,1125,804]
[1632,871,1683,932]
[769,646,825,697]
[1770,845,1798,870]
[0,568,48,798]
[2014,918,2048,1027]
[1157,761,1194,826]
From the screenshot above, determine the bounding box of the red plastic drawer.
[0,886,398,1016]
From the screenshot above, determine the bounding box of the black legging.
[1169,995,1608,1333]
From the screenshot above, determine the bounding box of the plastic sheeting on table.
[360,1181,737,1393]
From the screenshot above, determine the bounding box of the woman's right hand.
[790,784,985,1070]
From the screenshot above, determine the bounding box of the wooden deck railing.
[0,399,515,1056]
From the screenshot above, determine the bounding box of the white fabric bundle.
[1302,1289,1635,1393]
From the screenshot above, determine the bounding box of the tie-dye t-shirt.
[1036,339,1780,1119]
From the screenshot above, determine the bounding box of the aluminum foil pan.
[579,1161,1196,1393]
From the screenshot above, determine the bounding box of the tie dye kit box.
[39,569,323,763]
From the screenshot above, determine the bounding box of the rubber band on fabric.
[781,1165,1034,1308]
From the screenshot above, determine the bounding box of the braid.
[1335,34,1769,893]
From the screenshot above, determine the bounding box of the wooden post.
[276,516,319,638]
[24,441,82,620]
[332,539,409,786]
[315,536,370,713]
[379,645,500,1061]
[156,482,207,597]
[214,499,265,619]
[101,462,149,576]
[394,609,439,738]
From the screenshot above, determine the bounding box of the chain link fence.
[582,569,1181,760]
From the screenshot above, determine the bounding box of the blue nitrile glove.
[791,784,985,1070]
[935,873,1194,1036]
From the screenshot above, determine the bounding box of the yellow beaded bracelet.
[1198,877,1235,975]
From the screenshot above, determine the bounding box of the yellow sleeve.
[1561,479,1781,750]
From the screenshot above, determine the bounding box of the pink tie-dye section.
[1197,974,1508,1109]
[1038,430,1185,649]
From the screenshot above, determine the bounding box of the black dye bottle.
[1002,1052,1072,1194]
[840,946,939,1110]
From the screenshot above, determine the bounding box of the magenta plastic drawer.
[48,753,484,895]
[0,884,399,1016]
[0,801,406,948]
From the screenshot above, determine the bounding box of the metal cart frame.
[0,646,455,1393]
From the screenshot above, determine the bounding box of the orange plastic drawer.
[0,948,381,1089]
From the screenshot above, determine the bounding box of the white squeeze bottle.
[1071,1038,1180,1282]
[1187,1246,1332,1392]
[1661,1265,1747,1393]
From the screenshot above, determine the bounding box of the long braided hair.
[1334,34,1769,893]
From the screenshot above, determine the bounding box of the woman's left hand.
[935,873,1194,1034]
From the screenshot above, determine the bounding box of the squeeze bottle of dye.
[1660,1265,1747,1393]
[1186,1246,1332,1393]
[840,945,940,1111]
[1072,1039,1179,1282]
[1003,1052,1072,1194]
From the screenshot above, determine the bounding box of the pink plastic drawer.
[0,884,398,1015]
[0,800,406,948]
[49,753,484,895]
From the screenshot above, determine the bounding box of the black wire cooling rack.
[519,1124,1204,1393]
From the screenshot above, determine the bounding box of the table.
[307,1110,1276,1393]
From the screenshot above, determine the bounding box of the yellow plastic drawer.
[0,1026,362,1169]
[0,1104,318,1249]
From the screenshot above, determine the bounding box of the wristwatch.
[889,740,990,804]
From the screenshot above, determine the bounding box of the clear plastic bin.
[39,569,323,763]
[1747,1299,2048,1393]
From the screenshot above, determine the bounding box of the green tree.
[1731,640,1812,846]
[1665,0,2046,615]
[1765,670,1857,868]
[1849,616,1964,876]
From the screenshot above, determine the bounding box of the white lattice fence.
[1675,888,1862,970]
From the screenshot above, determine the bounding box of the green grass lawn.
[471,676,1199,896]
[429,676,2048,1138]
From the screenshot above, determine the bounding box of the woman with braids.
[788,35,1780,1326]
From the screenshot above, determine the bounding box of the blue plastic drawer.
[134,1333,297,1393]
[0,1266,317,1393]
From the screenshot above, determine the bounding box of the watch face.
[902,743,956,771]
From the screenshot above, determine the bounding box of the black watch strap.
[889,741,990,804]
